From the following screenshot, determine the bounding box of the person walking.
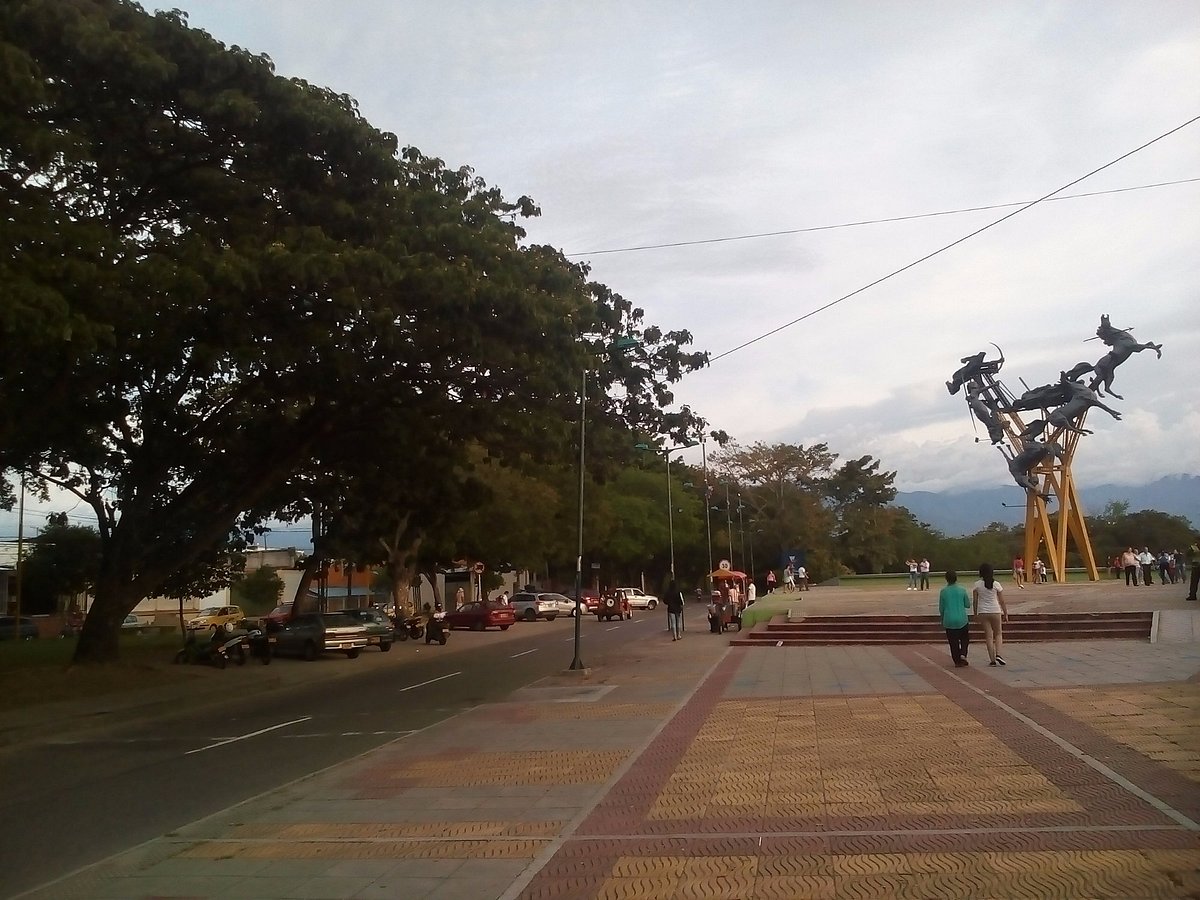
[1186,538,1200,602]
[1011,556,1025,590]
[783,566,795,593]
[665,580,684,641]
[939,570,972,667]
[973,562,1009,666]
[796,565,809,591]
[765,569,776,594]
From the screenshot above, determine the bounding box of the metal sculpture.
[1005,440,1063,499]
[1084,314,1163,399]
[950,315,1162,583]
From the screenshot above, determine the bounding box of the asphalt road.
[0,611,667,898]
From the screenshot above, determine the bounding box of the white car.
[540,592,584,617]
[615,587,658,610]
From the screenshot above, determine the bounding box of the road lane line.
[398,671,461,693]
[510,648,538,658]
[605,625,621,631]
[186,717,311,755]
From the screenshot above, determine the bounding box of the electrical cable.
[565,177,1200,257]
[708,115,1200,364]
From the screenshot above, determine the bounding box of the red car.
[444,600,515,631]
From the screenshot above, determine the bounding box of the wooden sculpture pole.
[972,370,1099,584]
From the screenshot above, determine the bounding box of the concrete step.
[733,611,1153,646]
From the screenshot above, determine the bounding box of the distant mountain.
[894,474,1200,537]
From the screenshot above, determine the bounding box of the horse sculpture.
[1046,379,1122,436]
[1086,314,1162,400]
[1006,439,1064,500]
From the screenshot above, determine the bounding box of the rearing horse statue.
[1085,314,1163,400]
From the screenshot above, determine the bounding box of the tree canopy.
[0,0,705,661]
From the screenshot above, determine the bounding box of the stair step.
[737,611,1152,646]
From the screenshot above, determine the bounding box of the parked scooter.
[394,614,424,641]
[173,627,266,668]
[425,608,448,646]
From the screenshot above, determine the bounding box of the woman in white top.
[973,562,1009,666]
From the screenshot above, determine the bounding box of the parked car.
[509,592,559,622]
[269,613,369,660]
[265,602,293,625]
[590,593,632,622]
[186,605,245,633]
[341,608,394,651]
[543,592,584,617]
[121,614,146,633]
[615,587,658,610]
[444,601,515,632]
[0,616,39,640]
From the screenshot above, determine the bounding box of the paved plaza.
[19,587,1200,899]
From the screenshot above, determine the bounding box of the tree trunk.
[292,554,321,614]
[72,572,136,664]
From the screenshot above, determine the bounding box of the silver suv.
[509,592,559,622]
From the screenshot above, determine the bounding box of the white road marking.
[283,730,416,739]
[185,717,311,755]
[510,648,538,658]
[398,671,461,693]
[605,625,621,632]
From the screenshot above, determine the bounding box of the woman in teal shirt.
[938,570,972,667]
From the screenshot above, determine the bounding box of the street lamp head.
[613,335,640,351]
[634,442,651,451]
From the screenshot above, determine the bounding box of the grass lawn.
[0,631,200,712]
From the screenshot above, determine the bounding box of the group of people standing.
[938,563,1009,667]
[1116,547,1189,587]
[905,558,933,590]
[766,564,808,593]
[1009,555,1048,589]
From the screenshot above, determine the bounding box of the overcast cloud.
[6,1,1198,539]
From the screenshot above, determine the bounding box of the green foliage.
[16,514,100,614]
[0,1,704,661]
[230,566,283,614]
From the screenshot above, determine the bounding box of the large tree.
[0,1,705,662]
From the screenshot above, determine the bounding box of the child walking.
[938,570,971,667]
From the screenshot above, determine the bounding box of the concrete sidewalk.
[16,603,1200,899]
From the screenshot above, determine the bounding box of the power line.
[709,115,1200,364]
[565,177,1199,257]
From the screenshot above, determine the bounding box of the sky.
[4,1,1200,542]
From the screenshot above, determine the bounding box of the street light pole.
[665,451,675,578]
[702,438,713,586]
[724,483,733,563]
[570,368,587,671]
[737,496,746,573]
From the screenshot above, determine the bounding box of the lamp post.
[702,438,713,586]
[724,483,734,563]
[570,367,588,671]
[571,336,639,672]
[634,440,698,578]
[737,495,746,573]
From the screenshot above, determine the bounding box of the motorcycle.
[173,628,270,668]
[425,612,448,646]
[394,615,424,641]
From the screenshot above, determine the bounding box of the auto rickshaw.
[708,568,747,632]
